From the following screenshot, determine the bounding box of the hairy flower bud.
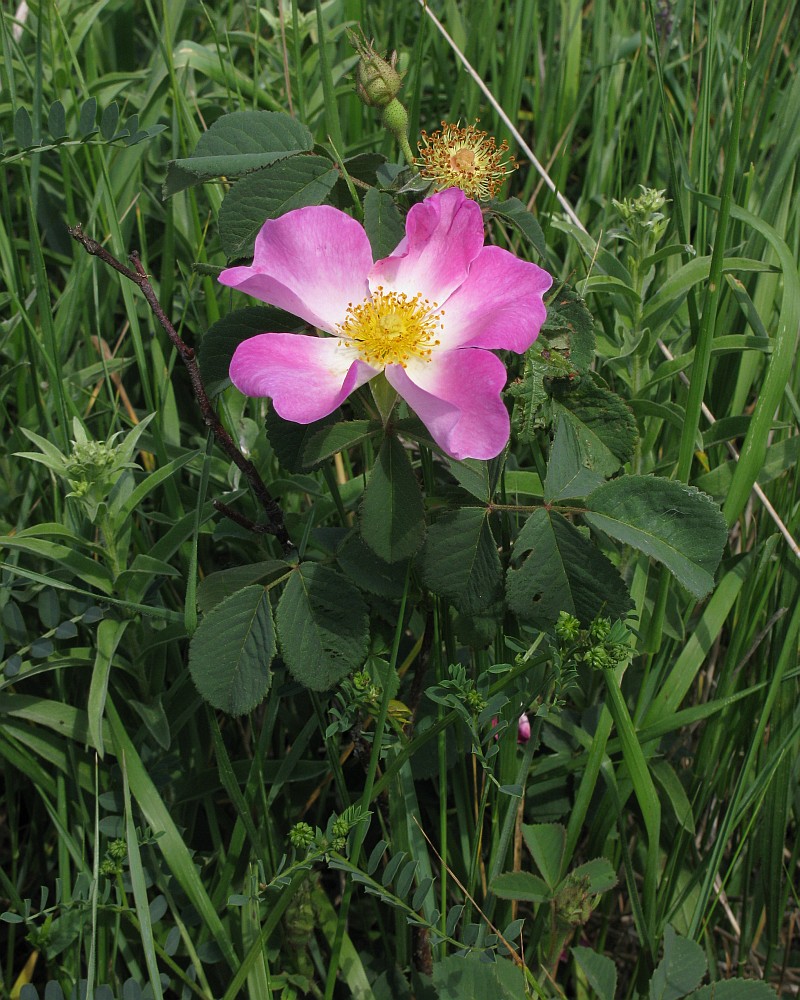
[347,29,402,109]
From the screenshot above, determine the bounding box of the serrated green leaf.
[650,926,706,1000]
[571,858,617,894]
[189,586,275,715]
[420,507,503,613]
[360,436,426,563]
[540,283,596,373]
[100,102,119,141]
[572,946,617,1000]
[197,560,291,613]
[199,306,303,397]
[508,351,556,442]
[690,980,776,999]
[276,564,368,690]
[491,871,551,902]
[219,157,338,259]
[551,373,638,477]
[302,420,381,466]
[544,413,605,501]
[164,110,313,197]
[487,196,546,255]
[78,98,97,137]
[584,477,727,599]
[363,188,405,260]
[337,534,409,599]
[522,823,566,889]
[47,100,67,139]
[14,107,33,148]
[506,509,631,627]
[432,954,525,1000]
[447,454,505,502]
[265,406,341,473]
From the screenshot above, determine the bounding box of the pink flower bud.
[517,712,531,744]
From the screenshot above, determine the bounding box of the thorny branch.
[68,225,293,553]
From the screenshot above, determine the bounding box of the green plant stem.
[322,564,412,999]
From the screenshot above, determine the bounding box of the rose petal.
[230,333,377,423]
[219,206,374,332]
[369,188,485,306]
[439,245,552,352]
[386,348,510,460]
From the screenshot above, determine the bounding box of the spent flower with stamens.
[219,188,552,461]
[416,121,517,201]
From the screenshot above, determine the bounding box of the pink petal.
[369,189,485,306]
[386,349,510,460]
[230,333,377,423]
[219,206,374,332]
[439,246,552,352]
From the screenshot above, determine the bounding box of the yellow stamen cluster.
[338,287,442,368]
[416,120,517,201]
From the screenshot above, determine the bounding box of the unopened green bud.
[347,29,403,109]
[289,822,315,850]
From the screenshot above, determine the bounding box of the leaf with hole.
[506,509,631,627]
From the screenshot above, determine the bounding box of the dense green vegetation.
[1,1,798,998]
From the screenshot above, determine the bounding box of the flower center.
[338,286,442,368]
[416,120,517,201]
[451,147,476,174]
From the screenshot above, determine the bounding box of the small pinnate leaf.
[100,102,119,141]
[360,435,426,563]
[78,98,97,136]
[189,585,275,715]
[47,101,67,139]
[276,564,369,691]
[584,476,727,599]
[14,107,33,148]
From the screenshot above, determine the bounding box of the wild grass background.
[1,0,799,997]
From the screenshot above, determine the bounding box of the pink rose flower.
[219,188,551,460]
